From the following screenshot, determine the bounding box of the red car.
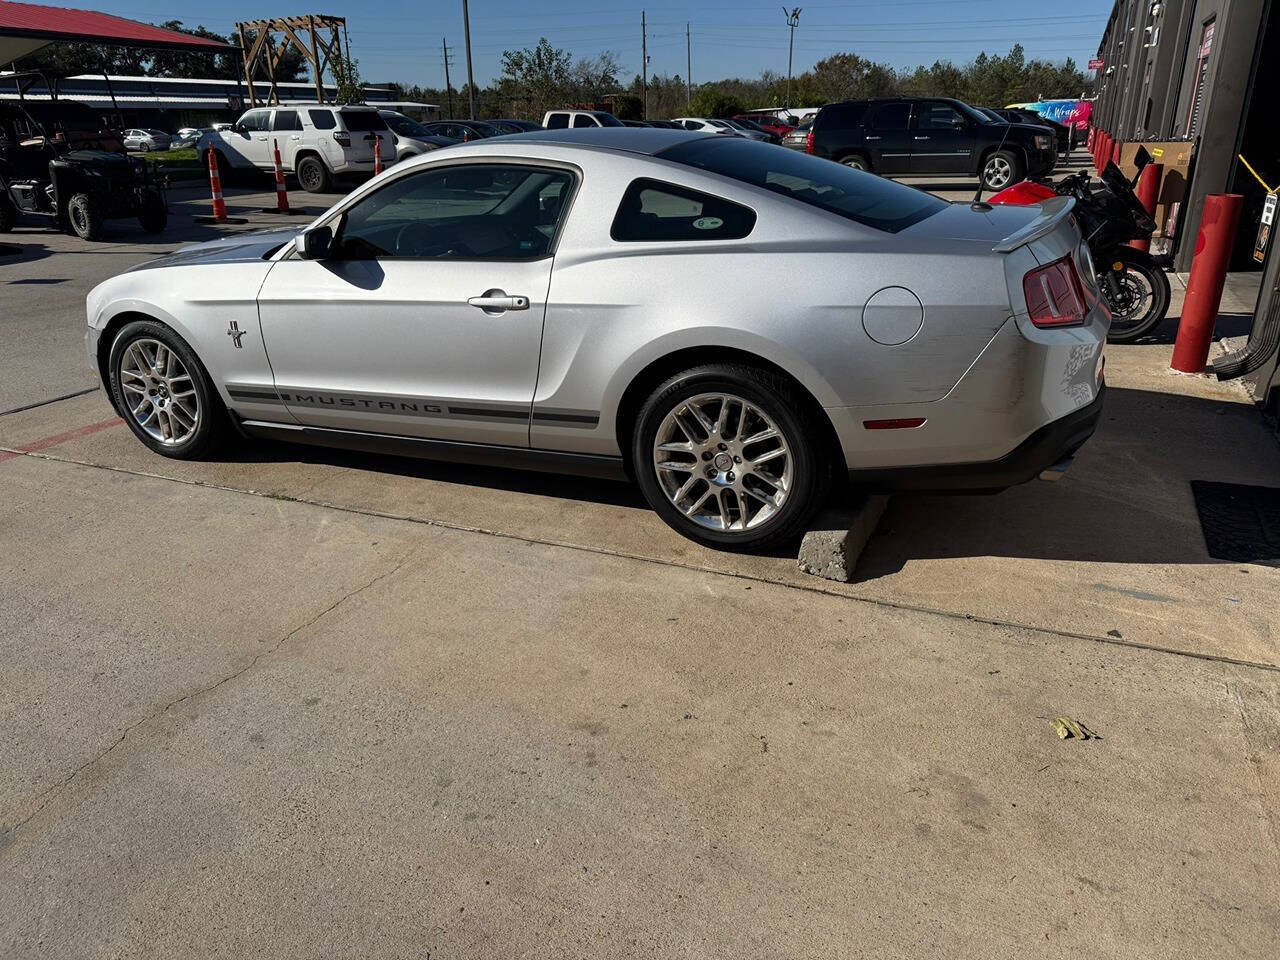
[734,113,793,138]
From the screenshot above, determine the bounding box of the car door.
[862,102,912,175]
[909,100,974,175]
[224,109,271,166]
[256,161,577,446]
[270,108,303,168]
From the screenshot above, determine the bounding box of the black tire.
[139,142,151,153]
[66,193,104,241]
[296,155,332,193]
[981,149,1023,191]
[1101,246,1172,343]
[137,189,167,234]
[840,154,869,171]
[632,364,833,552]
[107,319,227,459]
[0,192,15,233]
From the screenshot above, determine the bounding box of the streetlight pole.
[462,0,476,120]
[783,7,801,108]
[686,22,692,107]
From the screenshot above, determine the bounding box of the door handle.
[290,135,301,141]
[913,136,931,140]
[467,290,530,314]
[864,135,881,141]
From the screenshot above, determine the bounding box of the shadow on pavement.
[852,384,1277,579]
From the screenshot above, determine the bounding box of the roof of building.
[0,1,234,64]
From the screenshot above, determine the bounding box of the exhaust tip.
[1039,457,1074,482]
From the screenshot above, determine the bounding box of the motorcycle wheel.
[1101,247,1171,344]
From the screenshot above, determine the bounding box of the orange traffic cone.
[261,139,292,213]
[374,136,383,175]
[194,149,248,224]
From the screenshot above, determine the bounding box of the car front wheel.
[633,364,831,551]
[108,320,225,459]
[981,150,1022,191]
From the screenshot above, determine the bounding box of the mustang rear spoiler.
[992,196,1076,253]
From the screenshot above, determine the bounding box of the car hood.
[128,228,298,272]
[903,200,1043,245]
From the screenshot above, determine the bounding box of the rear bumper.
[846,385,1105,491]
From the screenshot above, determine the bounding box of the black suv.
[808,97,1057,191]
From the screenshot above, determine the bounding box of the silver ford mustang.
[86,129,1107,550]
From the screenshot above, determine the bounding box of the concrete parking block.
[797,495,890,582]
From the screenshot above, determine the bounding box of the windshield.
[593,112,624,127]
[659,136,946,234]
[954,101,994,125]
[979,109,1005,123]
[384,113,428,136]
[471,121,503,137]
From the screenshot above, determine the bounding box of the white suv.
[541,109,624,129]
[197,105,394,192]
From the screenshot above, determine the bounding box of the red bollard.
[1086,126,1095,151]
[1129,162,1164,252]
[1110,139,1121,167]
[1095,132,1110,173]
[1171,194,1244,373]
[207,148,227,221]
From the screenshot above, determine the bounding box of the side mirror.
[296,224,334,260]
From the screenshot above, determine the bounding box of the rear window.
[657,137,946,234]
[308,109,336,130]
[339,110,387,132]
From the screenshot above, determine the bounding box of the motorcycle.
[988,147,1169,343]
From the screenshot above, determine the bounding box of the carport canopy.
[0,1,234,64]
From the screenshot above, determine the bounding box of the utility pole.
[783,7,801,107]
[462,0,476,120]
[686,22,692,107]
[442,38,455,120]
[641,11,648,121]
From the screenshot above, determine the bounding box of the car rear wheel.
[841,155,868,171]
[981,150,1022,191]
[108,320,225,459]
[633,364,831,551]
[66,193,103,241]
[296,155,332,193]
[0,193,15,232]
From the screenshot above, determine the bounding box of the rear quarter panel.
[531,154,1016,454]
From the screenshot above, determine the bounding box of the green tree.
[147,22,237,79]
[688,86,743,118]
[330,50,364,104]
[496,38,573,119]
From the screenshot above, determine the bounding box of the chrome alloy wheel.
[118,338,200,445]
[652,393,793,533]
[983,155,1013,188]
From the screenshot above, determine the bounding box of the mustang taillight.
[805,130,814,154]
[1023,256,1087,328]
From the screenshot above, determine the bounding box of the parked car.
[734,113,793,138]
[486,118,544,134]
[541,109,624,129]
[645,119,681,129]
[671,117,740,135]
[197,104,393,192]
[122,128,171,152]
[378,110,458,160]
[172,127,203,148]
[85,129,1106,551]
[808,97,1057,190]
[726,117,780,143]
[420,120,503,141]
[622,120,651,127]
[0,100,166,240]
[990,108,1073,154]
[781,118,812,150]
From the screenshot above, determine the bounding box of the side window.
[869,103,910,131]
[239,111,269,132]
[611,178,755,242]
[545,113,569,129]
[818,103,867,130]
[272,110,302,131]
[917,102,963,130]
[572,114,597,128]
[308,109,337,130]
[332,164,575,260]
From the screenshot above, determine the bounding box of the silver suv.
[196,105,394,192]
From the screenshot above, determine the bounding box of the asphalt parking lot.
[2,167,1279,958]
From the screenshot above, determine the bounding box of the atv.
[0,99,167,241]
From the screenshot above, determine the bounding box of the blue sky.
[71,1,1112,88]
